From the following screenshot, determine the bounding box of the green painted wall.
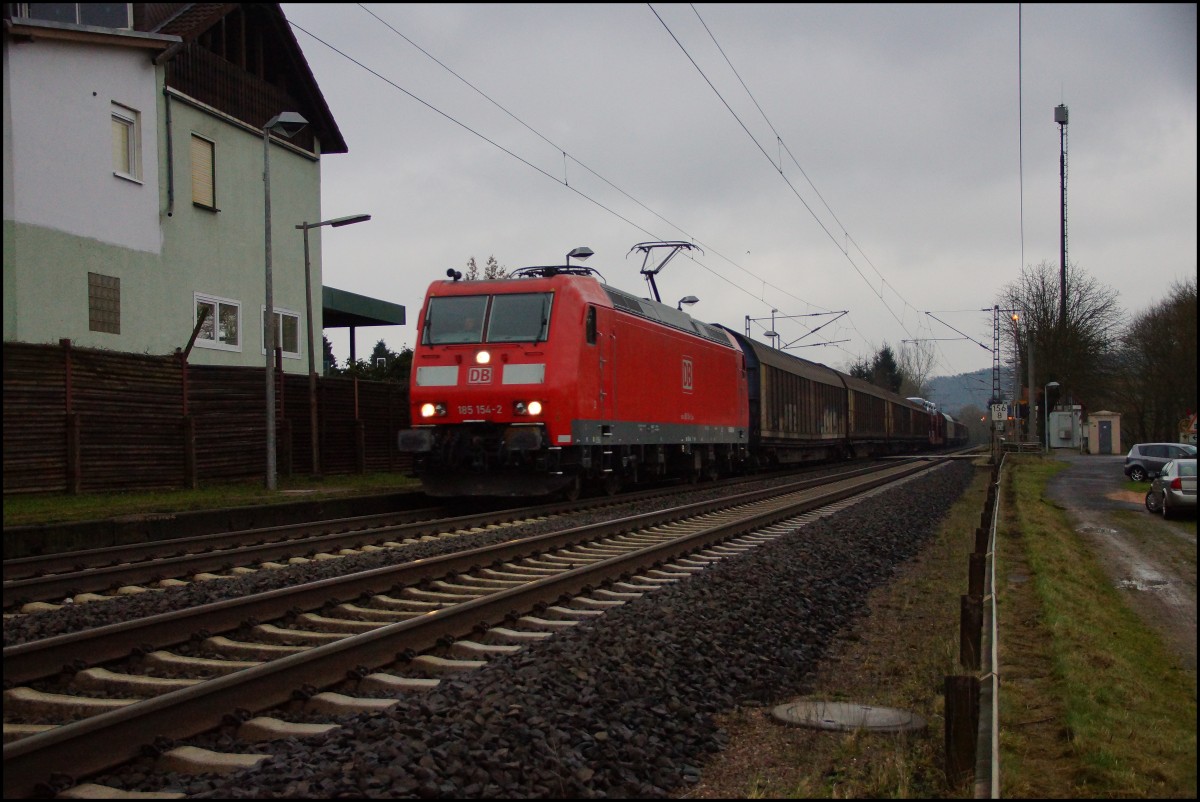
[159,98,322,372]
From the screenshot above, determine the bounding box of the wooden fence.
[2,340,411,495]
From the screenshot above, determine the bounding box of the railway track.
[3,457,945,798]
[2,464,880,612]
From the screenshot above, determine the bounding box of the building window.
[262,307,301,359]
[111,104,140,182]
[194,293,241,351]
[19,3,132,28]
[190,134,216,209]
[88,272,120,334]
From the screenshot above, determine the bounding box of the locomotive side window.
[425,295,488,344]
[586,306,597,345]
[487,293,553,343]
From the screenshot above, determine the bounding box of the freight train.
[398,244,968,498]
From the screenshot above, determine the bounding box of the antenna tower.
[1056,104,1069,325]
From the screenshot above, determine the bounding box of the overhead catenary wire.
[650,4,941,367]
[289,6,993,374]
[677,3,1015,383]
[299,6,844,327]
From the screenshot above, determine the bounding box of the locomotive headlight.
[513,400,542,416]
[420,402,447,418]
[475,350,491,365]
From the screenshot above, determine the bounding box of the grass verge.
[2,473,422,528]
[998,456,1197,797]
[678,461,991,799]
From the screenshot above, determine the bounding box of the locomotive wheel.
[601,473,621,496]
[561,474,583,502]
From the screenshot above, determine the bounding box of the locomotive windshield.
[425,295,487,344]
[424,292,552,345]
[487,293,552,343]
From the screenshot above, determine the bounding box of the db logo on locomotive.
[467,367,493,384]
[681,357,694,393]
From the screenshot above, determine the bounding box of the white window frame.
[194,292,242,352]
[111,103,141,183]
[262,306,302,360]
[17,3,133,28]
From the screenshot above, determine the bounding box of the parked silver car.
[1125,442,1197,482]
[1144,458,1197,519]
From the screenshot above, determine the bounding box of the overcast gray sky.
[282,3,1196,383]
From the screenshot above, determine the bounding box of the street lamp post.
[677,295,699,311]
[263,111,308,491]
[297,214,371,478]
[1010,312,1021,441]
[1044,381,1060,453]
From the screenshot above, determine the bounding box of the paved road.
[1043,450,1196,672]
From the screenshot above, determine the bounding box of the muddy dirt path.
[1043,452,1196,673]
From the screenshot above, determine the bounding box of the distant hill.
[924,368,1017,418]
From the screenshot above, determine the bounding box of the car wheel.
[1162,497,1173,520]
[1129,465,1147,482]
[1145,490,1162,514]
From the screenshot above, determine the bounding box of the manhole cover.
[771,700,925,732]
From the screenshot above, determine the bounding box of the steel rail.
[2,461,910,684]
[2,503,453,581]
[3,464,894,609]
[3,458,942,798]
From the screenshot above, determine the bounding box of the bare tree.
[1109,278,1197,444]
[957,403,991,446]
[897,340,936,398]
[464,255,508,280]
[999,260,1124,411]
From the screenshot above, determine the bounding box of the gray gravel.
[79,460,975,798]
[5,468,862,647]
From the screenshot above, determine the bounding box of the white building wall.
[4,38,161,253]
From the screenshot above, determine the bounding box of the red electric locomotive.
[398,253,749,497]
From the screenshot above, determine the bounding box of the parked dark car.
[1124,442,1197,482]
[1144,458,1197,519]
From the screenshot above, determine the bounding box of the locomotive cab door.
[588,305,615,421]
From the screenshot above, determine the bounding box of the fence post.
[945,674,980,787]
[960,594,982,671]
[279,419,293,478]
[66,413,81,494]
[355,420,366,474]
[968,552,986,600]
[183,415,197,489]
[60,339,81,494]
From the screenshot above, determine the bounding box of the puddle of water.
[1116,578,1171,592]
[1077,525,1119,535]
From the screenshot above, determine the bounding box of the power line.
[649,5,923,346]
[336,6,848,319]
[301,6,854,324]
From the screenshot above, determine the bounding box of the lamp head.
[566,246,594,264]
[330,214,371,227]
[265,111,308,139]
